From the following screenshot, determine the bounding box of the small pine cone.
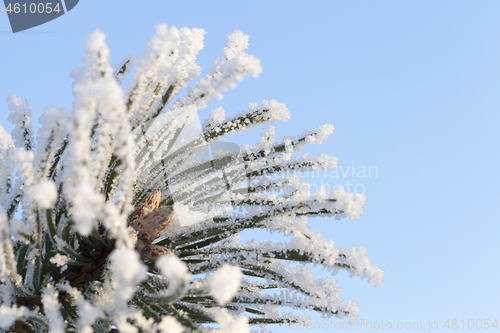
[141,244,172,261]
[130,190,162,223]
[127,226,138,247]
[129,206,175,242]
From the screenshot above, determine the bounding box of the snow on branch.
[0,25,382,333]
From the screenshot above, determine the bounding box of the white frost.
[157,316,184,333]
[7,94,34,150]
[208,264,243,305]
[31,180,58,209]
[331,185,366,220]
[0,306,30,329]
[110,249,147,286]
[209,308,250,333]
[49,254,69,267]
[156,254,190,280]
[10,219,32,241]
[41,285,65,333]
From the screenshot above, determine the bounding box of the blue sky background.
[1,1,499,332]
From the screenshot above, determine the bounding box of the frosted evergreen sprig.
[0,24,382,332]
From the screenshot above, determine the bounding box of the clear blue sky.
[1,1,499,332]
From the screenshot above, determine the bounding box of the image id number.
[6,3,62,14]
